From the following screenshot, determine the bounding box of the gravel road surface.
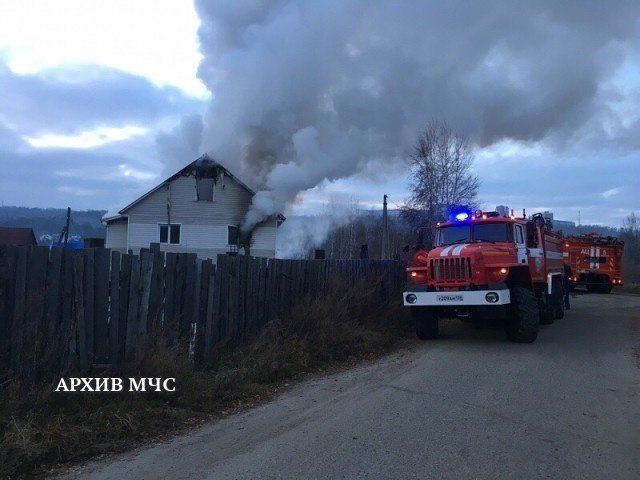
[62,292,640,480]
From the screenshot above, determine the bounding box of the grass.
[0,278,412,479]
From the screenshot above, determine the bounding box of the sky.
[1,0,639,227]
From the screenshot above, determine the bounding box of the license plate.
[437,294,463,302]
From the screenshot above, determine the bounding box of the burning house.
[103,154,285,260]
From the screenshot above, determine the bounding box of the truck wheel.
[506,287,539,343]
[412,307,438,340]
[600,284,613,294]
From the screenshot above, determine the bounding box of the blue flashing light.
[455,212,469,221]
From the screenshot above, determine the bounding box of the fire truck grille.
[430,257,472,282]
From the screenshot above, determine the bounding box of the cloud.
[0,60,206,211]
[0,63,203,135]
[601,187,623,199]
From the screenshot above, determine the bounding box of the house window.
[196,177,215,201]
[228,225,239,245]
[159,224,180,244]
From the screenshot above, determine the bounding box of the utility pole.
[381,194,390,260]
[57,207,71,246]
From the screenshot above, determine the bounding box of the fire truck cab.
[403,209,565,343]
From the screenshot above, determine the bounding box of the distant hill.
[0,206,106,245]
[555,223,621,238]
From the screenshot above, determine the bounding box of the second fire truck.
[403,209,565,343]
[564,234,624,293]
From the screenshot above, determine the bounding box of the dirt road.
[62,293,640,479]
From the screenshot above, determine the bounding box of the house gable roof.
[0,227,37,246]
[104,154,285,224]
[117,154,256,216]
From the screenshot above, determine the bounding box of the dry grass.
[0,278,411,479]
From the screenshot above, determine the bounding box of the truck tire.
[506,287,539,343]
[600,284,613,294]
[412,307,438,340]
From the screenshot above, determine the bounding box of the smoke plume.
[191,0,640,231]
[156,113,204,175]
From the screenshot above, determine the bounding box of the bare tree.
[621,212,640,282]
[401,119,479,244]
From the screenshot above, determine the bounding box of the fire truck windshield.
[436,222,511,246]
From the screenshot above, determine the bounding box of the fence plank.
[73,254,88,371]
[21,247,48,383]
[137,252,153,340]
[237,256,246,343]
[59,250,75,372]
[256,258,267,330]
[125,255,141,355]
[10,246,27,373]
[164,252,177,332]
[189,258,202,360]
[117,254,132,361]
[44,247,63,378]
[0,247,17,374]
[109,251,121,364]
[173,253,187,338]
[248,258,260,335]
[194,259,210,364]
[218,255,230,347]
[93,248,110,363]
[264,258,274,323]
[182,253,197,339]
[204,263,217,360]
[82,249,95,366]
[148,250,165,331]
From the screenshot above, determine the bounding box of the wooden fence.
[0,246,406,385]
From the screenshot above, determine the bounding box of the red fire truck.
[564,234,624,293]
[403,209,565,343]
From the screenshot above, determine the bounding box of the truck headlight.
[489,267,509,281]
[406,294,418,304]
[485,292,499,303]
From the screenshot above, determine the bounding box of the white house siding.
[119,172,278,260]
[252,217,278,257]
[105,220,127,252]
[127,222,235,260]
[125,175,252,226]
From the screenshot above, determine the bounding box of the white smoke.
[188,0,640,234]
[276,199,360,258]
[156,113,204,175]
